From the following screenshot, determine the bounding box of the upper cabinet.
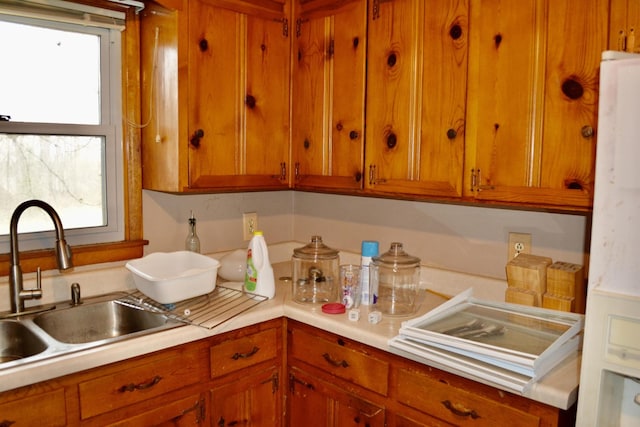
[140,0,291,192]
[141,0,627,212]
[365,0,468,199]
[291,0,367,191]
[463,0,608,210]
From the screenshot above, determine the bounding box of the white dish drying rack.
[117,284,267,329]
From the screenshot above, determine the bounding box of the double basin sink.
[0,294,183,370]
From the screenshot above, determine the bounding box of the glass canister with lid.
[292,236,340,304]
[370,242,420,315]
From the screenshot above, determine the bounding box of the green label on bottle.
[244,248,257,292]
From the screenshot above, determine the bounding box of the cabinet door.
[211,368,281,427]
[288,368,385,427]
[609,0,640,52]
[292,0,367,190]
[365,0,468,198]
[188,0,290,190]
[107,393,207,426]
[464,0,608,210]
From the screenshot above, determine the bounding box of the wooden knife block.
[505,253,553,307]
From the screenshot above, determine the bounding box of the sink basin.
[33,300,175,344]
[0,320,48,363]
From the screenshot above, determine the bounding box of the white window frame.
[0,11,124,253]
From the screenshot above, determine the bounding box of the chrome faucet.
[9,200,73,314]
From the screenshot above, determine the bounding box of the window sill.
[0,240,147,277]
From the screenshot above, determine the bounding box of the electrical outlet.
[508,232,532,260]
[242,212,258,241]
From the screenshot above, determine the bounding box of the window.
[0,6,124,253]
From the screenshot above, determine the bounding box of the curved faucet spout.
[8,199,74,314]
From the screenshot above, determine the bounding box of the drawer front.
[396,369,540,426]
[289,327,389,395]
[78,348,206,419]
[0,388,66,426]
[211,327,278,378]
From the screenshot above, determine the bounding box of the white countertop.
[0,262,580,410]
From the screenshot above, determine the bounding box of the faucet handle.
[18,267,43,301]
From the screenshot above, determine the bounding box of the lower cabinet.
[209,321,283,427]
[211,367,281,427]
[0,318,283,426]
[286,319,576,427]
[0,318,576,427]
[289,367,386,427]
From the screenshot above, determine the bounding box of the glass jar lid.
[293,235,339,260]
[372,242,420,267]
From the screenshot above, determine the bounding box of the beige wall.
[143,190,589,281]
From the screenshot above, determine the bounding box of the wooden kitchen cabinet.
[286,319,575,427]
[0,319,285,426]
[291,0,367,191]
[211,367,281,427]
[288,367,386,427]
[209,321,283,426]
[463,0,609,210]
[140,0,291,192]
[364,0,469,199]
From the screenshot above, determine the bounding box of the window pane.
[0,20,101,125]
[0,134,106,235]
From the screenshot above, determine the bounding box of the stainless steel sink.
[0,294,183,370]
[0,320,48,363]
[33,300,174,344]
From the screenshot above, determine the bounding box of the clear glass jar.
[370,242,420,315]
[292,236,340,304]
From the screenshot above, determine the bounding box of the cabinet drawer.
[396,368,540,426]
[78,348,206,420]
[210,327,278,378]
[289,327,389,395]
[0,388,66,426]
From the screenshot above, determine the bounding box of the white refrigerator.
[576,51,640,426]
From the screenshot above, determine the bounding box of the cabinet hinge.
[261,372,279,394]
[371,0,393,20]
[368,164,386,185]
[289,373,315,393]
[274,17,289,37]
[471,168,494,192]
[296,18,309,38]
[327,39,335,59]
[294,162,300,181]
[280,162,287,181]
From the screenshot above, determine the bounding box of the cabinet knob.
[354,171,362,182]
[349,130,359,140]
[387,52,397,67]
[581,125,594,139]
[245,94,256,109]
[386,133,397,149]
[190,129,204,148]
[561,77,584,100]
[449,24,462,40]
[303,139,310,150]
[199,38,208,52]
[446,128,457,139]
